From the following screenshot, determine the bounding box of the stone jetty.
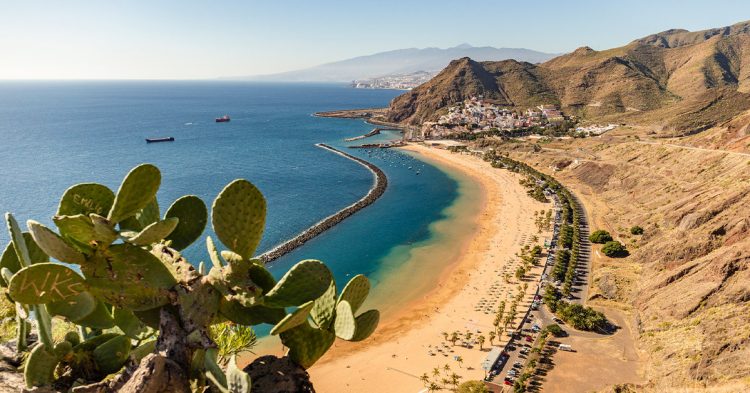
[257,143,388,263]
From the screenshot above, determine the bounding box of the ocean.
[0,81,464,324]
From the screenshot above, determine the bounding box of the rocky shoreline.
[257,143,388,263]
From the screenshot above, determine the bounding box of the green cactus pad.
[130,339,156,363]
[107,164,161,224]
[338,274,370,314]
[113,308,147,339]
[280,322,336,369]
[137,197,160,228]
[310,281,337,330]
[132,307,162,329]
[47,291,96,321]
[9,263,85,304]
[92,334,132,375]
[333,300,356,340]
[263,260,333,308]
[27,220,84,264]
[57,183,115,217]
[71,300,115,329]
[73,332,120,352]
[64,331,81,346]
[6,213,31,268]
[89,214,119,245]
[351,309,380,342]
[220,250,244,264]
[0,242,21,279]
[227,355,252,393]
[125,218,179,245]
[211,179,266,259]
[206,236,224,268]
[53,341,73,357]
[219,298,285,326]
[248,263,277,293]
[270,300,315,336]
[164,195,207,250]
[82,243,176,311]
[52,214,95,252]
[204,348,228,390]
[24,343,58,388]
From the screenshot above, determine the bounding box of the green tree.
[457,380,489,393]
[456,356,464,368]
[545,324,565,337]
[602,240,628,257]
[589,229,613,243]
[477,335,485,350]
[630,226,644,235]
[488,330,496,346]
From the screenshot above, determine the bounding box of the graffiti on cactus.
[18,270,84,300]
[73,194,106,215]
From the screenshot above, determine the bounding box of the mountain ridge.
[386,20,750,135]
[228,45,558,82]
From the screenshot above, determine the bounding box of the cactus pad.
[9,263,85,304]
[226,355,252,393]
[338,274,370,314]
[211,179,266,259]
[52,214,95,252]
[280,322,335,369]
[107,164,161,223]
[113,307,147,339]
[27,220,84,264]
[310,281,337,330]
[0,242,21,278]
[333,300,356,340]
[206,236,224,268]
[164,195,207,250]
[89,214,119,245]
[125,218,179,245]
[219,299,285,326]
[351,309,379,342]
[47,291,96,321]
[24,343,58,388]
[71,300,115,329]
[53,341,73,357]
[263,259,333,308]
[64,331,81,346]
[270,300,314,335]
[6,213,31,268]
[220,250,244,264]
[57,183,115,217]
[82,243,176,311]
[92,334,132,375]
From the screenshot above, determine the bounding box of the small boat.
[215,115,231,123]
[146,137,175,143]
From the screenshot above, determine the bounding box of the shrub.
[630,226,644,235]
[546,324,565,337]
[589,229,613,244]
[602,240,629,257]
[458,380,490,393]
[555,301,609,331]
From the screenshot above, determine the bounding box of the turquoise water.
[0,81,459,322]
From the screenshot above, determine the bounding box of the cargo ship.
[215,115,231,123]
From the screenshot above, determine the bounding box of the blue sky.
[0,0,747,79]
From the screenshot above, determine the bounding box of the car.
[513,361,523,368]
[520,347,530,355]
[504,379,513,386]
[507,370,517,376]
[525,335,533,342]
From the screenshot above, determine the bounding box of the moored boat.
[146,137,175,143]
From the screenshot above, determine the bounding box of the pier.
[257,143,388,263]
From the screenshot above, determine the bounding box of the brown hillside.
[387,20,750,135]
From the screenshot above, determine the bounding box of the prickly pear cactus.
[165,195,208,250]
[337,274,370,314]
[8,262,86,304]
[57,183,115,217]
[263,259,333,308]
[107,164,161,223]
[124,217,179,245]
[24,344,58,388]
[270,300,315,335]
[92,334,132,375]
[211,179,266,259]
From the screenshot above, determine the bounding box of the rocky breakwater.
[257,143,388,263]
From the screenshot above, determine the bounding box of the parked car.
[513,361,523,368]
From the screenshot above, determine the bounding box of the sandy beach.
[303,144,552,392]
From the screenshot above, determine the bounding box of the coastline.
[302,144,552,392]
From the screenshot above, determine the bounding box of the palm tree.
[427,382,441,392]
[419,373,430,386]
[443,363,451,374]
[489,331,496,346]
[432,367,441,378]
[442,331,449,343]
[450,372,462,389]
[456,356,464,368]
[450,331,459,346]
[477,335,486,350]
[465,332,473,343]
